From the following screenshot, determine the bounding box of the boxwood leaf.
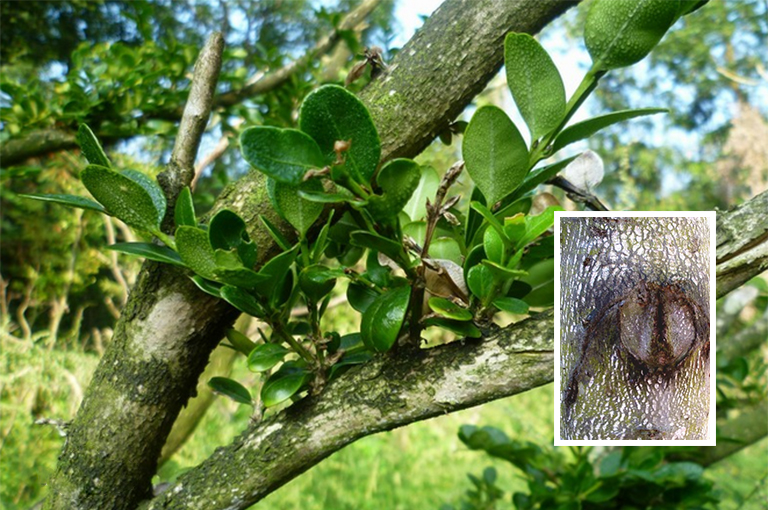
[261,362,311,407]
[240,126,326,185]
[428,296,473,321]
[552,108,667,153]
[481,259,528,280]
[226,328,257,356]
[269,178,324,237]
[209,209,257,268]
[360,285,410,352]
[423,317,481,338]
[493,297,529,314]
[81,165,162,232]
[176,226,217,279]
[299,264,343,302]
[367,159,421,221]
[520,258,555,307]
[402,165,440,221]
[174,187,196,227]
[328,351,374,381]
[121,169,166,226]
[509,156,578,202]
[247,343,290,372]
[483,227,506,265]
[107,242,185,267]
[259,215,293,251]
[298,84,381,184]
[467,264,495,301]
[213,267,270,290]
[20,193,106,214]
[504,33,566,141]
[515,205,561,250]
[220,285,265,317]
[463,106,529,208]
[76,124,111,168]
[189,275,223,298]
[347,282,379,314]
[208,376,252,405]
[349,231,404,263]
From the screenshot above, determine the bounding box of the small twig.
[547,175,609,211]
[157,32,225,232]
[34,417,69,438]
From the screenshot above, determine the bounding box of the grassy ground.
[2,334,766,509]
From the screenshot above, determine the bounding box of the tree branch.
[716,188,768,298]
[143,312,554,510]
[0,128,77,167]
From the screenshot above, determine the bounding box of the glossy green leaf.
[220,285,265,317]
[176,226,218,279]
[213,267,269,289]
[360,285,410,352]
[81,165,162,232]
[402,166,440,221]
[365,250,391,287]
[174,187,196,227]
[429,238,463,266]
[467,264,495,301]
[403,221,427,247]
[504,33,566,141]
[298,189,363,205]
[121,169,166,226]
[509,156,578,202]
[261,362,311,407]
[299,84,381,184]
[470,201,507,241]
[349,231,404,263]
[247,343,290,372]
[226,328,257,356]
[259,215,293,251]
[20,193,106,213]
[106,242,185,267]
[463,106,529,207]
[423,317,481,338]
[208,376,252,405]
[483,227,506,265]
[208,209,257,268]
[520,258,555,307]
[367,159,421,221]
[299,264,343,302]
[258,245,298,285]
[553,108,667,153]
[585,0,680,71]
[311,211,335,262]
[481,260,528,280]
[189,275,223,298]
[270,178,324,237]
[347,282,379,314]
[428,297,472,321]
[240,126,326,185]
[328,351,374,380]
[76,124,111,168]
[493,297,529,314]
[515,205,561,250]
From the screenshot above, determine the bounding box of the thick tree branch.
[0,128,77,167]
[143,312,554,510]
[157,32,224,232]
[716,188,768,298]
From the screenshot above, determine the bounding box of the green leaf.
[76,124,111,168]
[20,193,106,214]
[515,205,561,250]
[213,267,270,289]
[347,282,379,314]
[261,362,311,407]
[585,0,680,71]
[298,189,363,205]
[402,166,440,221]
[552,108,667,153]
[299,264,343,302]
[367,159,421,221]
[470,201,507,241]
[121,169,166,226]
[311,211,335,262]
[176,226,218,279]
[81,165,162,232]
[484,227,506,265]
[208,377,251,405]
[226,328,257,356]
[189,275,222,298]
[208,209,258,269]
[269,178,324,237]
[520,259,554,307]
[259,215,293,251]
[107,242,185,267]
[429,238,463,266]
[504,33,565,141]
[467,264,495,301]
[349,231,404,263]
[428,297,472,321]
[299,84,381,184]
[509,156,578,202]
[493,297,529,314]
[463,106,529,207]
[423,317,481,338]
[220,285,265,317]
[328,351,374,380]
[174,187,196,227]
[240,126,326,185]
[247,343,290,372]
[481,260,527,280]
[360,285,410,352]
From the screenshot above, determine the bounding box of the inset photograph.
[554,213,716,445]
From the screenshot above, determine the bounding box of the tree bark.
[560,217,711,440]
[42,2,579,509]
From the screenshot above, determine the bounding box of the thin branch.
[157,32,225,231]
[547,175,609,211]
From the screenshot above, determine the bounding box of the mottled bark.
[142,313,553,510]
[560,217,711,440]
[0,128,77,167]
[42,2,579,509]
